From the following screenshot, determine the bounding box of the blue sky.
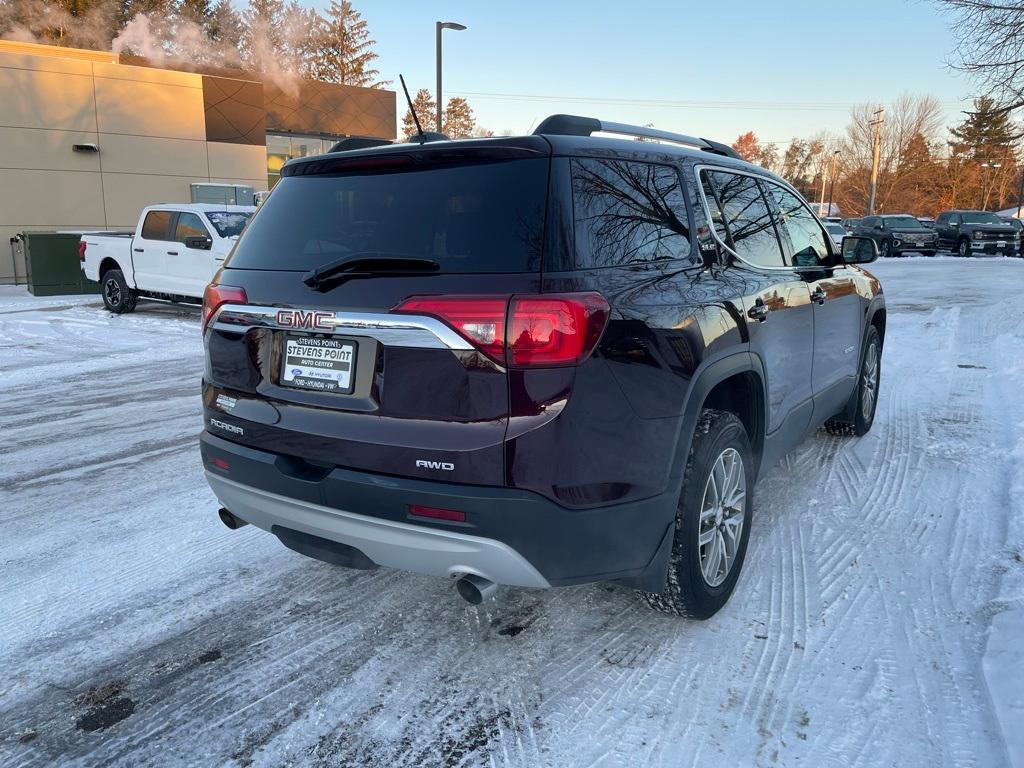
[310,0,974,145]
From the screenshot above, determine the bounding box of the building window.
[266,132,342,189]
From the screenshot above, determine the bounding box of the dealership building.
[0,39,397,284]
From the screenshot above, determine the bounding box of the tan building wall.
[0,41,267,284]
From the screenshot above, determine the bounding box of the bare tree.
[936,0,1024,111]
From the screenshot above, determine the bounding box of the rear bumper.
[200,431,675,589]
[207,471,551,587]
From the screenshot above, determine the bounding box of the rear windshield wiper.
[302,253,440,288]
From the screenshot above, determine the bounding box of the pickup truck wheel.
[101,269,137,314]
[957,238,971,258]
[825,325,881,437]
[880,239,892,258]
[640,409,753,620]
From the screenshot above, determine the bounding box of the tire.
[640,409,754,620]
[825,325,881,437]
[101,268,137,314]
[881,239,892,258]
[957,238,970,258]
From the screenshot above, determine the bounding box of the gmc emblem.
[276,309,334,330]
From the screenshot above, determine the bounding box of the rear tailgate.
[202,141,551,486]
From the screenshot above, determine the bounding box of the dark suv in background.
[200,115,885,619]
[854,214,938,257]
[934,210,1018,256]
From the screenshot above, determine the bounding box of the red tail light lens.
[394,296,508,363]
[393,292,609,368]
[508,293,609,367]
[202,283,247,331]
[78,241,87,262]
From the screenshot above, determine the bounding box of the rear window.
[226,159,548,272]
[206,211,252,238]
[141,210,171,240]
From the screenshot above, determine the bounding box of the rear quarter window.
[571,158,692,268]
[226,158,548,273]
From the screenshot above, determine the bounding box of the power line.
[449,90,965,113]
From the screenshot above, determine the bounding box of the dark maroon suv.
[200,115,885,618]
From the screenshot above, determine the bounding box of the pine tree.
[402,88,435,139]
[208,0,243,46]
[311,0,382,87]
[178,0,212,29]
[949,96,1022,163]
[241,0,285,72]
[442,96,474,138]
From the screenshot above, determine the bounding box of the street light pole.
[435,21,467,133]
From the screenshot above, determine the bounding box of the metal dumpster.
[20,232,100,297]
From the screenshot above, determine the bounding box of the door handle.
[167,250,178,256]
[133,248,144,253]
[747,299,769,322]
[811,287,827,305]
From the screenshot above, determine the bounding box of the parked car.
[81,204,255,313]
[200,115,885,619]
[934,210,1017,257]
[854,214,938,257]
[999,216,1024,255]
[842,217,862,233]
[824,221,846,248]
[916,216,935,229]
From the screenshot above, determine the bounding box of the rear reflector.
[202,284,247,331]
[408,504,466,523]
[78,241,87,262]
[393,292,609,368]
[209,457,230,471]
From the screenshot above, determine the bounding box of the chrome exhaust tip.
[455,574,497,605]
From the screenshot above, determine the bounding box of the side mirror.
[841,236,879,264]
[185,236,213,250]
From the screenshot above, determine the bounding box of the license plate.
[998,241,1007,247]
[281,336,356,393]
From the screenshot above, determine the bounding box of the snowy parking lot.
[1,258,1022,768]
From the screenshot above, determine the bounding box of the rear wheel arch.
[98,257,122,280]
[674,353,767,483]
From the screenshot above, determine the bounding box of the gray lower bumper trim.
[206,472,550,588]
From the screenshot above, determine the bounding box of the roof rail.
[329,136,393,152]
[533,114,741,160]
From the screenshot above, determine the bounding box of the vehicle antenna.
[399,74,424,139]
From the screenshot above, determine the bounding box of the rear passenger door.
[763,182,863,411]
[133,209,174,293]
[701,169,814,435]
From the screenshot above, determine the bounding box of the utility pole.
[867,107,884,215]
[1016,166,1024,218]
[827,150,840,214]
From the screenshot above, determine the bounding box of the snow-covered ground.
[1,258,1021,768]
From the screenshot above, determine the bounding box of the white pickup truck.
[81,203,255,314]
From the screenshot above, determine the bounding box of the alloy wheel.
[861,341,879,421]
[698,447,746,587]
[104,277,121,307]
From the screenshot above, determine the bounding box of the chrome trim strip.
[209,304,474,350]
[693,162,836,273]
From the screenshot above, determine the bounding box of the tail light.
[394,292,609,368]
[202,283,247,331]
[78,241,87,262]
